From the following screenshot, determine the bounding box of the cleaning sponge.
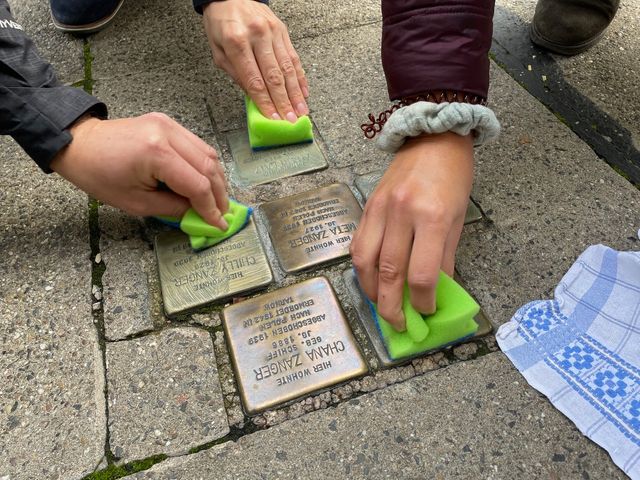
[369,272,480,360]
[154,199,252,251]
[245,96,314,150]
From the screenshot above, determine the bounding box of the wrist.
[50,116,102,173]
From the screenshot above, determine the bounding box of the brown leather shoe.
[530,0,620,55]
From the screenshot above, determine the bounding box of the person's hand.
[350,132,474,331]
[50,113,229,229]
[202,0,308,122]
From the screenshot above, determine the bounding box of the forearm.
[0,0,106,172]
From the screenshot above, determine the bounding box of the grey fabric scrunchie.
[376,102,501,153]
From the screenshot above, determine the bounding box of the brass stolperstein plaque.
[261,183,363,273]
[227,129,328,186]
[354,171,483,225]
[155,219,273,316]
[342,268,493,368]
[223,277,368,415]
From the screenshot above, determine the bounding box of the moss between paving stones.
[83,455,167,480]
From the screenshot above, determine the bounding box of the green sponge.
[179,199,252,251]
[245,96,314,150]
[154,200,252,251]
[370,272,480,360]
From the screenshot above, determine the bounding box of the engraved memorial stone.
[227,129,327,186]
[343,268,492,368]
[355,170,483,224]
[223,277,368,414]
[155,220,273,316]
[261,183,362,273]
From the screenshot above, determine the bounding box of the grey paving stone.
[496,0,640,148]
[101,239,153,340]
[106,328,229,463]
[452,65,640,328]
[128,353,625,479]
[0,139,106,480]
[272,0,379,42]
[90,0,210,78]
[89,0,380,82]
[99,207,154,341]
[10,0,85,84]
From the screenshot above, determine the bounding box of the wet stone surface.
[106,328,229,463]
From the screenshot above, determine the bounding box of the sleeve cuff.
[193,0,269,14]
[9,86,107,173]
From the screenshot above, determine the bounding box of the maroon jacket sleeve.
[381,0,495,101]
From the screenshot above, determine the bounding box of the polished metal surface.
[354,170,483,225]
[342,268,493,368]
[155,220,273,316]
[223,277,368,415]
[261,183,362,273]
[227,129,327,186]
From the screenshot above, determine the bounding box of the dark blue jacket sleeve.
[0,0,107,172]
[192,0,269,15]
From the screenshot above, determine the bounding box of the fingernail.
[271,112,281,120]
[218,217,229,230]
[285,111,298,124]
[296,102,308,116]
[302,86,309,98]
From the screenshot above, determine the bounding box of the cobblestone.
[106,328,228,463]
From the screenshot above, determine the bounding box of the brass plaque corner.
[223,276,368,415]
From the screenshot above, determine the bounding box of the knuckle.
[389,188,412,208]
[378,260,403,283]
[290,52,302,67]
[280,59,295,75]
[416,201,447,224]
[247,18,269,34]
[246,74,267,94]
[223,29,247,48]
[264,67,284,87]
[147,111,169,123]
[407,273,437,293]
[350,251,367,271]
[204,157,217,178]
[193,175,212,199]
[144,133,168,154]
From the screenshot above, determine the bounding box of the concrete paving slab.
[0,140,106,480]
[272,0,380,42]
[496,0,640,148]
[10,0,85,84]
[451,64,640,328]
[106,327,229,463]
[100,207,155,340]
[90,0,381,78]
[90,0,210,78]
[128,353,625,479]
[101,239,154,341]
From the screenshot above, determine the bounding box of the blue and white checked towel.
[497,245,640,478]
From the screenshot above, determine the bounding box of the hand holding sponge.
[155,199,252,251]
[369,272,480,360]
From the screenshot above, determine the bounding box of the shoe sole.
[51,0,125,34]
[530,21,605,56]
